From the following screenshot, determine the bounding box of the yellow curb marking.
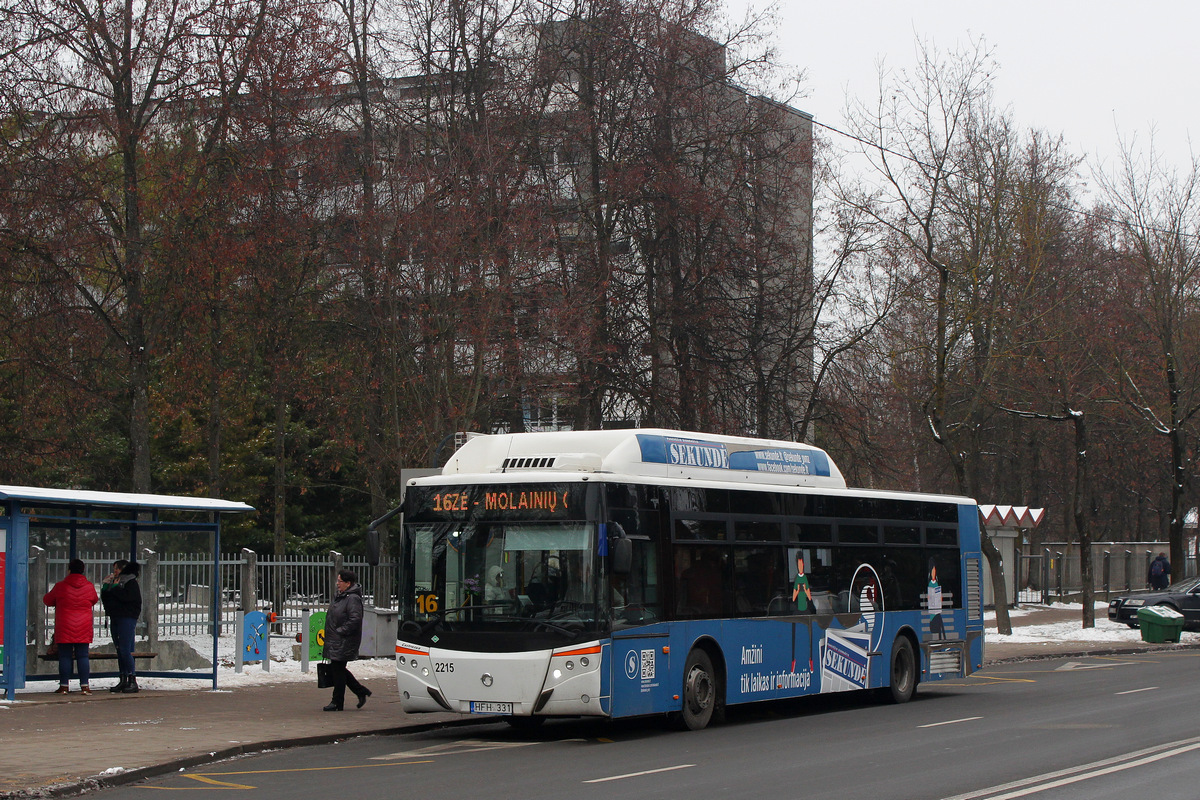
[139,760,432,791]
[935,674,1038,687]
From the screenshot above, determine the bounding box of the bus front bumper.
[394,640,608,717]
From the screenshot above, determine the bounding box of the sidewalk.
[3,606,1194,799]
[0,678,470,799]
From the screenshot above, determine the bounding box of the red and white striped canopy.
[978,504,1045,529]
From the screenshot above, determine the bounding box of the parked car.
[1108,576,1200,630]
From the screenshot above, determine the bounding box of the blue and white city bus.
[390,429,984,730]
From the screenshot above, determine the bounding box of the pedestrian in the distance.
[1148,552,1172,591]
[100,560,142,693]
[43,558,99,695]
[322,569,371,711]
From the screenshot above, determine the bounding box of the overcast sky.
[724,1,1199,175]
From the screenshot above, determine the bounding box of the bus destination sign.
[406,483,589,521]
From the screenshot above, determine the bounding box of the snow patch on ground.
[7,631,398,696]
[986,601,1199,645]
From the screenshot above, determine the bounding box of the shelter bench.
[39,651,157,661]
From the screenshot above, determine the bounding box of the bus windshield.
[401,519,602,646]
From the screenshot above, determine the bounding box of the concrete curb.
[9,717,490,800]
[983,640,1200,665]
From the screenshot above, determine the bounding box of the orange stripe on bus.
[395,645,426,656]
[555,645,603,657]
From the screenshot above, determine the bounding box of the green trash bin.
[1137,605,1184,643]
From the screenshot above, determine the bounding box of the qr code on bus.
[640,649,655,679]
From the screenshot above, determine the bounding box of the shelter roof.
[979,504,1045,529]
[0,484,253,514]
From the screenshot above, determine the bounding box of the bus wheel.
[882,636,916,704]
[681,648,718,730]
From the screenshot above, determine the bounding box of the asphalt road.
[95,650,1200,800]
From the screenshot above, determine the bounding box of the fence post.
[1103,550,1111,602]
[28,546,47,673]
[241,548,258,614]
[330,551,344,595]
[1041,548,1050,605]
[141,548,159,653]
[1055,552,1064,601]
[379,560,394,609]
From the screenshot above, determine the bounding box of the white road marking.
[942,736,1200,800]
[370,739,543,760]
[1115,686,1158,695]
[584,764,695,783]
[1054,659,1138,671]
[919,716,983,728]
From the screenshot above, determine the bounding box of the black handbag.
[316,661,332,689]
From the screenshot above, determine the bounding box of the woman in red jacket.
[43,559,99,695]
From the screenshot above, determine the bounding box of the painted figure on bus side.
[926,559,945,640]
[848,564,883,645]
[792,554,813,614]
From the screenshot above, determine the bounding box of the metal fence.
[156,552,245,637]
[35,549,393,646]
[249,554,395,634]
[1016,544,1197,604]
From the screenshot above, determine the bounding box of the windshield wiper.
[415,605,583,640]
[472,612,580,638]
[416,603,513,637]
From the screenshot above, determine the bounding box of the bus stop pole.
[2,505,31,699]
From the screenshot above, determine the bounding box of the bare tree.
[1099,140,1200,576]
[0,0,272,492]
[535,0,823,436]
[993,161,1112,626]
[836,38,1062,632]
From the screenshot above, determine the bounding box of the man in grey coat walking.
[322,570,371,711]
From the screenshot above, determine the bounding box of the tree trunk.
[1072,412,1094,627]
[272,392,287,558]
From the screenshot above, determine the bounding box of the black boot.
[109,673,128,693]
[355,688,371,709]
[323,702,342,712]
[122,676,140,693]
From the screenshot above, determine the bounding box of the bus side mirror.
[365,503,404,568]
[365,529,381,567]
[612,537,632,575]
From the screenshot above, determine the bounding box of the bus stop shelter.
[1,485,253,699]
[979,504,1045,606]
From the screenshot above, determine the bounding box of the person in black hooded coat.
[100,560,142,694]
[322,570,371,711]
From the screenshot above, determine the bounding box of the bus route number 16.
[416,592,439,614]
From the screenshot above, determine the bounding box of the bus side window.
[613,538,659,626]
[675,545,726,618]
[733,547,783,616]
